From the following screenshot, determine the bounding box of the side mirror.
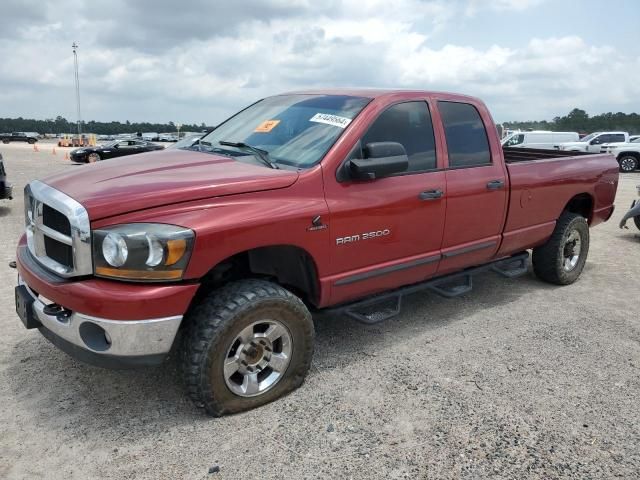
[113,144,119,148]
[590,138,601,145]
[348,142,409,180]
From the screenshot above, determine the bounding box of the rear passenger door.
[435,100,508,274]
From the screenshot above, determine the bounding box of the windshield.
[578,133,599,142]
[198,94,371,168]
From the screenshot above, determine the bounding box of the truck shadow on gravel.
[0,206,11,218]
[6,266,565,439]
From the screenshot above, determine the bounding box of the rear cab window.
[438,101,491,168]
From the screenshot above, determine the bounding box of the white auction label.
[309,113,352,129]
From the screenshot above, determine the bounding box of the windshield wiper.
[219,140,279,169]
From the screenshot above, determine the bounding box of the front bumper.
[18,278,182,368]
[15,241,200,368]
[620,199,640,229]
[69,153,89,163]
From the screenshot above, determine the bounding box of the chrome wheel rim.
[88,153,100,163]
[621,157,636,172]
[562,229,582,271]
[223,320,292,397]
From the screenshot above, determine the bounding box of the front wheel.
[181,279,314,416]
[532,212,590,285]
[619,155,638,173]
[27,138,36,144]
[87,152,101,163]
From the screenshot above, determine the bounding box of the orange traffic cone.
[33,144,39,152]
[52,147,57,155]
[64,152,69,161]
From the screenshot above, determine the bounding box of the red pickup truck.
[15,90,618,416]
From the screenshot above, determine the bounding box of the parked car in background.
[502,131,579,150]
[620,184,640,230]
[601,137,640,172]
[159,133,179,142]
[70,139,164,163]
[0,153,12,200]
[142,132,160,141]
[1,132,39,144]
[557,131,629,153]
[166,133,204,150]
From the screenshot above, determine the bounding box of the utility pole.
[72,42,82,138]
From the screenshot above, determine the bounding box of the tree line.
[0,116,210,135]
[2,108,639,136]
[504,108,640,134]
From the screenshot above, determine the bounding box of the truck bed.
[497,148,619,258]
[503,146,591,163]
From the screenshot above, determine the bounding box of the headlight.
[93,223,194,281]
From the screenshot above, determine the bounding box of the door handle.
[486,180,505,190]
[419,189,444,201]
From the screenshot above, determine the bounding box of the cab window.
[360,101,437,172]
[438,101,491,168]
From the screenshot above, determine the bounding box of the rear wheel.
[2,140,8,144]
[181,279,314,416]
[27,138,36,144]
[87,152,101,163]
[619,155,638,173]
[532,212,589,285]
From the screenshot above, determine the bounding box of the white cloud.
[0,0,637,124]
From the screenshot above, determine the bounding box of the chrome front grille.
[24,180,92,278]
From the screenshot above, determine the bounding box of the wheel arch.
[193,245,321,308]
[563,193,594,224]
[616,151,640,160]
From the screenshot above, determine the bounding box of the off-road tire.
[532,212,589,285]
[618,155,638,173]
[181,279,314,416]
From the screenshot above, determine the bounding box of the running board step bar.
[332,252,530,325]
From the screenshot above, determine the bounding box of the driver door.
[323,100,446,305]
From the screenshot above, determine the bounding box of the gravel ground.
[1,141,639,479]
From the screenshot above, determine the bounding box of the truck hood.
[43,149,299,220]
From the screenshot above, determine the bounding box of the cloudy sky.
[2,0,639,125]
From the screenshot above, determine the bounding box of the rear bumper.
[1,182,11,199]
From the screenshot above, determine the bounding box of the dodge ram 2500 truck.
[15,90,619,416]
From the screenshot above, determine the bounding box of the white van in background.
[502,131,579,150]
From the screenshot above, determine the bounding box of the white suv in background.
[601,137,640,172]
[557,131,629,153]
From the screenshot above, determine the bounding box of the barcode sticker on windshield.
[309,113,352,129]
